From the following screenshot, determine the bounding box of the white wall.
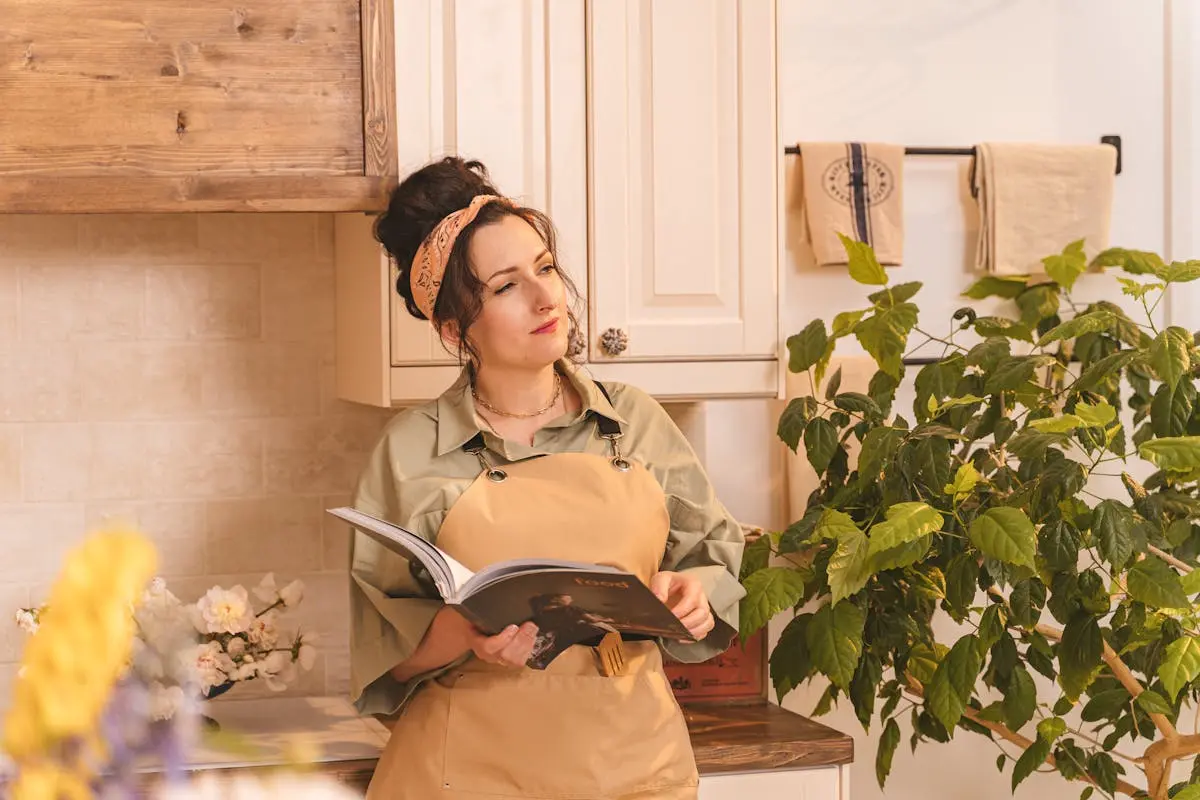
[698,2,1198,798]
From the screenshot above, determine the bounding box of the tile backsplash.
[0,213,396,712]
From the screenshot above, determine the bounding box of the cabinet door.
[389,0,588,365]
[587,0,779,361]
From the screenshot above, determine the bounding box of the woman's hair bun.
[374,157,501,319]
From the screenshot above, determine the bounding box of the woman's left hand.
[649,571,714,642]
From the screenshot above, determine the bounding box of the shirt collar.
[433,360,627,457]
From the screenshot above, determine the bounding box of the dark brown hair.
[373,157,581,367]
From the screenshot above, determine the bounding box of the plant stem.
[1148,545,1195,574]
[902,678,1141,796]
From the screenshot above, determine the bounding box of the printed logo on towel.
[821,157,894,205]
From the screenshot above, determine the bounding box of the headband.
[409,194,513,320]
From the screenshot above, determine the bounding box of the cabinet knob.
[566,328,587,359]
[599,327,629,357]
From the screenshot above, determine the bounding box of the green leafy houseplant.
[740,235,1200,799]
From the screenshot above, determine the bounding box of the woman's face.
[459,214,569,372]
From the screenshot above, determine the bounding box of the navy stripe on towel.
[847,143,872,245]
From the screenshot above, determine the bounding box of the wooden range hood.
[0,0,396,213]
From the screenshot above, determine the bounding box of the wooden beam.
[0,176,395,213]
[360,0,398,178]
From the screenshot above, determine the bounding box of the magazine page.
[326,507,474,600]
[457,570,694,669]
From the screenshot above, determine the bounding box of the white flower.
[14,609,38,634]
[191,641,236,691]
[258,650,295,692]
[246,612,279,649]
[297,632,319,671]
[226,637,247,658]
[279,579,305,608]
[253,573,279,604]
[194,585,254,635]
[149,682,186,721]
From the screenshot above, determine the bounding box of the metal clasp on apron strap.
[462,433,507,483]
[595,416,631,472]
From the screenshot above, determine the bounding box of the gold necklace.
[472,372,562,419]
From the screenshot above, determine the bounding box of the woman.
[348,157,746,799]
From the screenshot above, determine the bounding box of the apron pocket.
[441,669,697,799]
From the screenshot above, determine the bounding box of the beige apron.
[367,406,700,799]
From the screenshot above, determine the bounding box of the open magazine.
[328,506,694,668]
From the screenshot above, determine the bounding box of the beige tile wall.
[0,213,397,712]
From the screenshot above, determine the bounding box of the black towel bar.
[784,135,1122,177]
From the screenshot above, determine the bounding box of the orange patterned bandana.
[409,194,512,320]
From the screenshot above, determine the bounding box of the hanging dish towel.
[972,142,1117,275]
[798,142,905,267]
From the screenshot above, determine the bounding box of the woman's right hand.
[392,607,538,682]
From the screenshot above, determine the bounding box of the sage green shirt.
[348,361,746,718]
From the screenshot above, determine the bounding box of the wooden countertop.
[684,702,854,774]
[158,696,852,791]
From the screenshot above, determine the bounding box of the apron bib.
[367,404,700,799]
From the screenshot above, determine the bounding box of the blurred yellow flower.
[2,526,158,799]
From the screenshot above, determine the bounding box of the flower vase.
[200,681,235,731]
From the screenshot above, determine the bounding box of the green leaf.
[1150,326,1192,391]
[1183,568,1200,596]
[869,281,922,307]
[770,613,813,701]
[787,320,829,373]
[869,534,932,573]
[1140,436,1200,471]
[1173,787,1200,800]
[1012,735,1053,791]
[966,337,1011,371]
[806,601,865,691]
[1087,752,1118,794]
[974,316,1034,343]
[1039,522,1083,572]
[824,366,843,400]
[875,717,901,789]
[1126,557,1190,609]
[1091,247,1165,275]
[805,417,839,474]
[740,567,807,638]
[855,303,919,379]
[1117,276,1164,300]
[963,275,1029,300]
[1075,400,1117,428]
[1030,414,1085,433]
[944,554,979,620]
[1081,688,1130,722]
[1004,666,1037,730]
[985,355,1055,394]
[1134,688,1173,715]
[969,507,1037,568]
[1157,259,1200,283]
[827,528,873,604]
[977,605,1007,655]
[739,534,773,581]
[1075,350,1139,393]
[944,462,980,500]
[814,509,861,542]
[867,502,944,557]
[839,233,888,285]
[927,635,983,731]
[1036,716,1068,743]
[1058,613,1103,701]
[858,426,903,483]
[832,309,867,339]
[1151,379,1196,438]
[1036,310,1115,347]
[777,397,817,452]
[778,508,823,554]
[1042,239,1088,290]
[834,392,883,420]
[906,643,943,685]
[1092,500,1134,571]
[1016,283,1062,326]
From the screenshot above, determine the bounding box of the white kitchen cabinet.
[699,766,848,800]
[587,0,779,362]
[334,0,783,407]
